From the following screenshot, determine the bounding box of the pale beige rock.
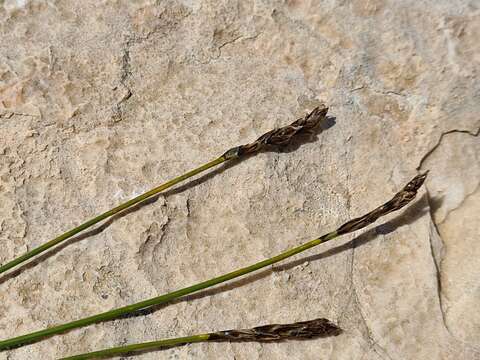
[420,131,480,349]
[0,0,479,359]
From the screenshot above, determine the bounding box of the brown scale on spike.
[208,318,342,342]
[336,172,428,235]
[223,105,329,159]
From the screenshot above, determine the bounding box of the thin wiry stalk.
[0,106,328,277]
[61,318,341,359]
[0,172,427,351]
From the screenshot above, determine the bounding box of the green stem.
[60,334,210,360]
[0,106,328,278]
[60,317,341,359]
[0,156,226,276]
[0,231,338,350]
[0,173,426,352]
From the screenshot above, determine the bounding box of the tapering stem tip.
[406,171,428,192]
[336,172,428,235]
[210,318,342,342]
[223,105,329,159]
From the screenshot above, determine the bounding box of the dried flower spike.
[337,172,428,235]
[209,318,341,341]
[0,173,425,351]
[61,318,341,359]
[222,105,328,159]
[0,107,329,278]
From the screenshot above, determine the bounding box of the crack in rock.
[353,289,393,360]
[344,237,393,360]
[436,181,480,226]
[417,127,480,171]
[426,204,449,333]
[418,127,480,352]
[111,7,193,122]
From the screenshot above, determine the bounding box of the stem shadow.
[0,116,334,285]
[1,184,435,353]
[90,193,434,359]
[122,193,432,321]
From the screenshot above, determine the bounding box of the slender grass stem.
[0,172,427,351]
[60,318,341,359]
[0,157,225,275]
[0,233,337,350]
[0,106,328,277]
[61,335,210,360]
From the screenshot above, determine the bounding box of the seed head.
[209,318,342,341]
[336,172,428,235]
[223,105,329,159]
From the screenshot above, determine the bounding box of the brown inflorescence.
[336,172,428,235]
[208,318,342,342]
[223,105,329,159]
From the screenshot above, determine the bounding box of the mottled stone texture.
[0,0,479,359]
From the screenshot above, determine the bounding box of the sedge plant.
[0,106,328,277]
[61,318,341,359]
[0,172,427,351]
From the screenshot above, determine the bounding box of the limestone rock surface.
[0,1,479,359]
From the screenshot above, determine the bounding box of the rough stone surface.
[0,1,479,359]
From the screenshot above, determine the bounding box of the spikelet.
[223,105,329,159]
[336,172,428,235]
[209,318,342,341]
